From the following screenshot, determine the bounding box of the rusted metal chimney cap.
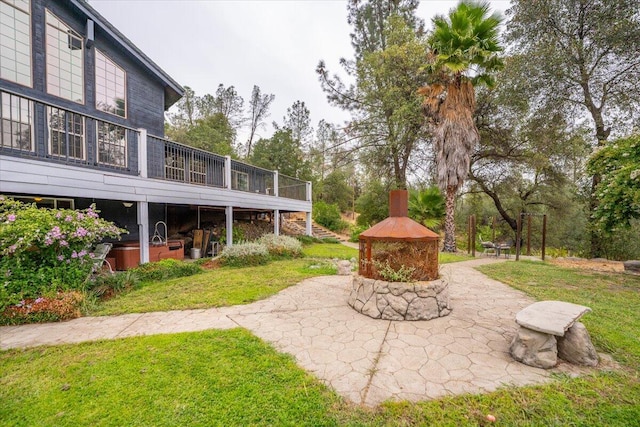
[359,190,439,241]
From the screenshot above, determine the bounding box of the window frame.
[45,9,84,104]
[231,170,249,191]
[47,106,85,160]
[0,91,34,152]
[96,121,127,168]
[0,0,33,87]
[94,48,127,118]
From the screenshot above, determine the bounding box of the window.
[48,107,84,160]
[0,0,31,86]
[95,49,126,117]
[97,121,127,167]
[190,157,206,185]
[231,170,249,191]
[165,149,185,181]
[0,91,33,152]
[45,10,83,103]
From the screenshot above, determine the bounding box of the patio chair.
[479,235,497,257]
[91,243,113,273]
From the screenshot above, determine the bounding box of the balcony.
[0,88,310,202]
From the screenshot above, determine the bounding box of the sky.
[88,0,510,142]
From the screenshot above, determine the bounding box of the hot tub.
[109,240,185,270]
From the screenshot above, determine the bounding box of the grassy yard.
[477,260,640,370]
[302,242,358,259]
[91,244,473,316]
[90,259,335,316]
[2,260,640,425]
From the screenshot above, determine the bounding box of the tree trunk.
[443,185,457,252]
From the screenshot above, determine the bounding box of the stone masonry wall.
[348,275,451,321]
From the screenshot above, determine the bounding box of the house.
[0,0,312,267]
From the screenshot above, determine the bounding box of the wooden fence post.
[471,215,476,257]
[542,214,547,261]
[526,215,532,256]
[515,213,522,261]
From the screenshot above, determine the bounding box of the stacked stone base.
[348,275,451,321]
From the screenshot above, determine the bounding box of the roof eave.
[69,0,184,109]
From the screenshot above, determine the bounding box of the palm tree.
[408,187,445,230]
[419,0,503,252]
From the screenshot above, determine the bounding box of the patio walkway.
[0,258,594,406]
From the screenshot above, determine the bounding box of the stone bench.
[509,301,598,369]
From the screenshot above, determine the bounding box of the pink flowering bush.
[0,197,125,311]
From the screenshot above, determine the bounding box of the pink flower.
[57,255,65,261]
[7,214,16,222]
[65,215,73,222]
[8,244,17,253]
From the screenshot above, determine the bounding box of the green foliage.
[132,259,202,282]
[349,224,369,242]
[321,237,341,244]
[408,187,445,230]
[428,1,503,85]
[316,169,354,212]
[88,271,139,298]
[295,235,323,245]
[318,12,429,188]
[312,201,348,232]
[0,197,124,310]
[588,134,640,232]
[219,242,270,267]
[182,113,236,156]
[371,260,416,282]
[257,233,303,258]
[302,243,358,260]
[355,180,390,226]
[219,226,244,245]
[250,129,311,179]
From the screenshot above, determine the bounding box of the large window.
[0,0,31,86]
[97,121,127,167]
[95,49,126,117]
[48,107,84,160]
[45,10,83,103]
[0,91,33,152]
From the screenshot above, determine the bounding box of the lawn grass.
[477,260,640,370]
[0,329,341,427]
[302,242,358,259]
[3,261,640,425]
[439,252,474,264]
[90,259,335,316]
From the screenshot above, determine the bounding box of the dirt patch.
[200,259,222,270]
[549,257,625,273]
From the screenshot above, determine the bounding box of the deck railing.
[147,135,226,188]
[279,173,308,201]
[1,88,310,201]
[0,88,138,175]
[230,159,274,195]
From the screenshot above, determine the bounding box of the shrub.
[132,259,202,282]
[296,235,322,245]
[0,291,84,325]
[349,224,369,243]
[257,234,302,257]
[88,270,140,299]
[321,237,341,244]
[371,260,416,282]
[313,201,348,232]
[220,242,270,267]
[0,197,125,311]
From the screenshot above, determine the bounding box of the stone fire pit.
[349,190,451,321]
[348,275,451,320]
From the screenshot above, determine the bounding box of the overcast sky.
[88,0,509,142]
